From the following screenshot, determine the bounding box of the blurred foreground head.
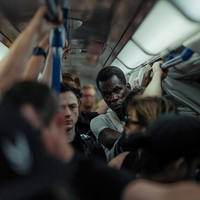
[1,81,74,162]
[129,113,200,183]
[0,105,69,200]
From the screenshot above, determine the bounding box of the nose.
[64,107,71,117]
[111,93,118,102]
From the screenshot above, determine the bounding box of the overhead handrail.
[160,48,194,70]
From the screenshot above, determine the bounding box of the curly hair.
[96,66,126,91]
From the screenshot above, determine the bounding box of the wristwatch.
[32,46,47,59]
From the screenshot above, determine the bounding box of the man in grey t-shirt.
[90,66,131,160]
[90,61,166,161]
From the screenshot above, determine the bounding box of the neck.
[66,126,76,142]
[117,113,125,121]
[82,106,93,112]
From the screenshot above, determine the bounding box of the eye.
[70,105,77,109]
[103,93,110,99]
[114,86,121,93]
[116,88,120,93]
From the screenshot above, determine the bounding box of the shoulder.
[90,114,110,123]
[90,114,114,130]
[90,114,116,136]
[108,152,130,169]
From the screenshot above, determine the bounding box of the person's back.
[123,179,200,200]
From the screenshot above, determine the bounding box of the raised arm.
[141,65,152,88]
[0,6,63,93]
[39,47,53,87]
[23,33,49,81]
[143,61,166,97]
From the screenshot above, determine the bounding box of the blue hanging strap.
[47,1,69,96]
[50,26,65,96]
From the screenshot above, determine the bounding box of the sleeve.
[90,115,113,140]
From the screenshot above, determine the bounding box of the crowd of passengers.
[0,6,200,200]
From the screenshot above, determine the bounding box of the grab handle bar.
[160,48,194,70]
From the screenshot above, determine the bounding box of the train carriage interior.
[0,0,200,118]
[1,1,200,199]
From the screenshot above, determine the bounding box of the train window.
[0,41,9,61]
[117,40,153,69]
[131,0,200,55]
[170,0,200,22]
[110,58,132,75]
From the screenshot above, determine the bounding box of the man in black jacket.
[60,82,106,161]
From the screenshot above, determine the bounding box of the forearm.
[0,7,46,92]
[23,57,45,81]
[95,100,108,114]
[39,48,53,87]
[23,37,49,81]
[0,6,63,92]
[143,73,162,97]
[0,26,39,91]
[99,128,121,149]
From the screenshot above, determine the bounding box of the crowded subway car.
[0,0,200,200]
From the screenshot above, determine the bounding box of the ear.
[20,104,42,130]
[173,157,187,179]
[126,83,131,91]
